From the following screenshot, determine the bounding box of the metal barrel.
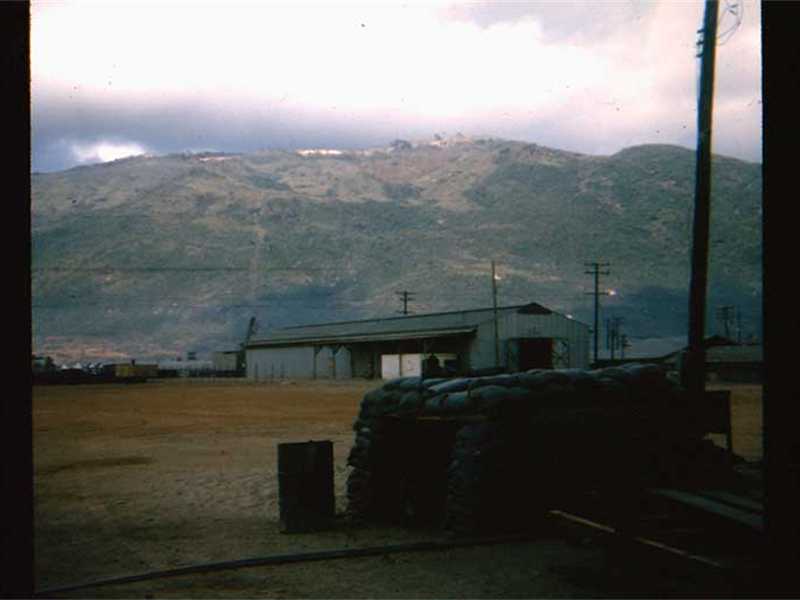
[277,440,335,533]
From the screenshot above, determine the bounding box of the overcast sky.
[31,0,762,172]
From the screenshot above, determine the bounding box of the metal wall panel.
[334,347,352,379]
[247,346,316,380]
[314,346,334,379]
[247,345,353,380]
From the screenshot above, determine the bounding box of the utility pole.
[685,0,719,396]
[716,305,735,339]
[585,261,611,365]
[736,306,742,343]
[396,290,416,315]
[607,316,624,360]
[491,260,500,368]
[620,334,630,360]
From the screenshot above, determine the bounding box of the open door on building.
[515,337,554,370]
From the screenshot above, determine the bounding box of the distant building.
[704,344,763,383]
[212,350,241,376]
[662,336,763,384]
[157,358,214,377]
[245,302,590,381]
[113,363,159,379]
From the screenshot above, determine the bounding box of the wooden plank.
[649,488,764,532]
[696,490,763,514]
[414,415,488,423]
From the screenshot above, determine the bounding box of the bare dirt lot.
[32,380,763,598]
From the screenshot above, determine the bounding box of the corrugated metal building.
[245,302,590,381]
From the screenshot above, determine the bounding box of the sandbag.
[470,385,510,411]
[556,368,597,388]
[467,373,520,389]
[593,366,631,384]
[398,390,424,412]
[428,378,471,394]
[442,391,472,413]
[422,378,450,388]
[518,369,572,389]
[384,376,425,391]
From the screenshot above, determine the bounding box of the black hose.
[35,508,734,597]
[34,532,534,597]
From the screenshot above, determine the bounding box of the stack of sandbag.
[346,364,728,532]
[345,377,443,522]
[442,422,509,534]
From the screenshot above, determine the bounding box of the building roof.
[705,344,763,364]
[250,326,479,348]
[702,334,741,348]
[247,302,580,349]
[662,342,763,365]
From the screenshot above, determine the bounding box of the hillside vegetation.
[30,136,762,362]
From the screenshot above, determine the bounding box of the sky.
[31,0,762,173]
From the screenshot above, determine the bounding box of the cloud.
[70,140,148,164]
[440,0,656,43]
[30,0,762,172]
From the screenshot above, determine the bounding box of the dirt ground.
[32,379,763,598]
[706,383,763,463]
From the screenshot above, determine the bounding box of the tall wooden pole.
[685,0,719,396]
[585,262,610,365]
[491,260,500,368]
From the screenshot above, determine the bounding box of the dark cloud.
[30,1,761,172]
[31,86,762,173]
[31,95,420,172]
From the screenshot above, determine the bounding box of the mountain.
[30,136,762,363]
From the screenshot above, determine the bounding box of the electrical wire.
[31,267,339,273]
[717,0,744,46]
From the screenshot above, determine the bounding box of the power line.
[31,267,338,273]
[30,300,361,310]
[30,292,607,313]
[717,0,743,45]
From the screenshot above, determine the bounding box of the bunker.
[345,364,737,534]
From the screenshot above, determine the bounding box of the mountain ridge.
[30,136,762,363]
